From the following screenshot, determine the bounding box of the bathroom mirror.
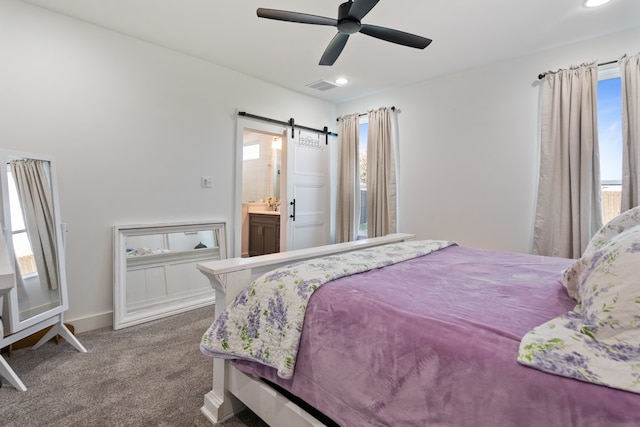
[113,221,227,329]
[242,133,282,203]
[0,150,68,334]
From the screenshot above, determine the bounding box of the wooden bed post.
[200,270,250,423]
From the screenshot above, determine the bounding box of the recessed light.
[585,0,611,7]
[335,77,349,85]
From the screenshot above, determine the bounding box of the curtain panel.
[336,114,360,243]
[10,159,59,290]
[619,52,640,211]
[367,107,397,238]
[533,62,603,259]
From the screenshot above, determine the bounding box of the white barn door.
[235,116,331,257]
[282,129,330,251]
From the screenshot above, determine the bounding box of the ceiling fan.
[256,0,432,66]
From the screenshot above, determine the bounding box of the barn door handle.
[289,199,296,221]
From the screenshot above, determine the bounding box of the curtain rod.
[237,111,337,144]
[337,106,396,122]
[537,60,617,80]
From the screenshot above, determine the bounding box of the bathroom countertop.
[249,211,281,215]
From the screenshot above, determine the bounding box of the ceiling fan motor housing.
[337,2,361,34]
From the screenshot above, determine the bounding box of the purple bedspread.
[233,246,640,426]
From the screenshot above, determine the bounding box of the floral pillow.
[518,223,640,394]
[584,205,640,255]
[577,224,640,339]
[560,205,640,300]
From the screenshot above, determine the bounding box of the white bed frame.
[196,233,415,426]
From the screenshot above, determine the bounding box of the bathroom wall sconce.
[272,137,282,150]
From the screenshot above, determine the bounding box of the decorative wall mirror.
[113,221,227,330]
[0,149,85,391]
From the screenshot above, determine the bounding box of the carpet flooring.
[0,306,268,427]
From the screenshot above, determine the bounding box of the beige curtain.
[10,159,59,290]
[336,113,360,243]
[620,52,640,211]
[533,62,603,259]
[367,107,397,238]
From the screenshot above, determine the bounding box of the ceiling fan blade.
[347,0,379,21]
[319,33,350,66]
[257,8,337,26]
[359,24,432,49]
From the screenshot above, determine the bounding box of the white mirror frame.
[0,150,69,334]
[113,221,227,330]
[0,150,86,392]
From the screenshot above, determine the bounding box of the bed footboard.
[197,233,415,425]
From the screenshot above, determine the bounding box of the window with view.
[598,69,622,224]
[358,118,368,238]
[243,143,260,161]
[8,169,37,276]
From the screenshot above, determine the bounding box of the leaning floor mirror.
[113,221,227,330]
[0,149,86,391]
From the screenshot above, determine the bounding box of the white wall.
[0,0,335,331]
[337,27,640,254]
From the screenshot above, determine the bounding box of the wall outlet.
[201,176,213,188]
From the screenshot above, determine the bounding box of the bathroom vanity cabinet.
[248,212,280,256]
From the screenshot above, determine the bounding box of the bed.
[196,210,640,426]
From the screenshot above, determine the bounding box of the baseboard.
[66,311,113,334]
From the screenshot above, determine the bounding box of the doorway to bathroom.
[241,128,283,257]
[235,116,331,258]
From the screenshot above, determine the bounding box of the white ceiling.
[21,0,640,103]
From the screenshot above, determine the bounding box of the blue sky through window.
[359,121,368,154]
[358,120,369,236]
[598,77,622,183]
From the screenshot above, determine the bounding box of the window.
[7,169,37,276]
[358,118,368,238]
[597,68,622,223]
[243,143,260,161]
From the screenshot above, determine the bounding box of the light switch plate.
[201,176,213,188]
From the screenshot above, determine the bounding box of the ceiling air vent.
[306,80,338,91]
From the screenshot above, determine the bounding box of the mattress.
[232,245,640,426]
